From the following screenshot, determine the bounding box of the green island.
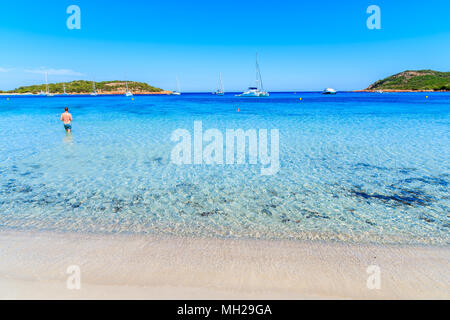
[366,70,450,91]
[7,80,164,94]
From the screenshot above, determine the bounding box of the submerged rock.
[200,209,224,217]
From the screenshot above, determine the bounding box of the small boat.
[375,90,384,93]
[322,88,337,95]
[124,80,133,97]
[215,73,224,96]
[237,53,269,97]
[90,81,98,96]
[237,87,269,97]
[38,90,46,96]
[170,77,181,95]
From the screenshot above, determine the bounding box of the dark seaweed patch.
[132,193,144,202]
[37,197,56,205]
[18,185,33,193]
[419,216,435,223]
[174,182,198,193]
[354,163,388,171]
[200,209,224,217]
[398,167,417,175]
[301,209,329,219]
[281,216,302,223]
[351,189,432,206]
[401,176,448,187]
[111,198,125,213]
[152,156,163,164]
[71,202,82,209]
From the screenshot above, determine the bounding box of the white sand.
[0,230,448,299]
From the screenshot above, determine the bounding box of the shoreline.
[0,230,448,299]
[1,90,449,95]
[354,89,450,92]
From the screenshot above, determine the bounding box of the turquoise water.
[0,92,449,244]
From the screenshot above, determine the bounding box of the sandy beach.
[0,230,448,300]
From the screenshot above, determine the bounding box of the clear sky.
[0,0,449,91]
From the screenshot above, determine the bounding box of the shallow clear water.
[0,92,449,244]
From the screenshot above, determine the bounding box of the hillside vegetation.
[367,70,450,91]
[8,80,163,94]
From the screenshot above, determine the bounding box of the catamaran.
[91,81,98,96]
[215,72,224,96]
[322,88,337,95]
[124,80,133,97]
[170,77,181,95]
[237,54,269,97]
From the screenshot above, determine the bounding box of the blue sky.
[0,0,449,91]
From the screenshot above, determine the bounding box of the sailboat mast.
[45,72,49,94]
[255,53,265,92]
[219,73,224,92]
[255,53,259,90]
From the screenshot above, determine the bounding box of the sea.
[0,92,449,245]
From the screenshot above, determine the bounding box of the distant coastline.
[0,91,173,96]
[354,89,450,93]
[0,80,171,95]
[2,70,449,94]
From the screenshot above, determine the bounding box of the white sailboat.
[124,80,133,97]
[45,72,54,97]
[91,81,98,96]
[170,77,181,95]
[62,83,68,96]
[237,53,269,97]
[215,73,224,96]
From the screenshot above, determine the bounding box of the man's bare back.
[60,107,73,133]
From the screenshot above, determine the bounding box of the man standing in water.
[60,107,73,133]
